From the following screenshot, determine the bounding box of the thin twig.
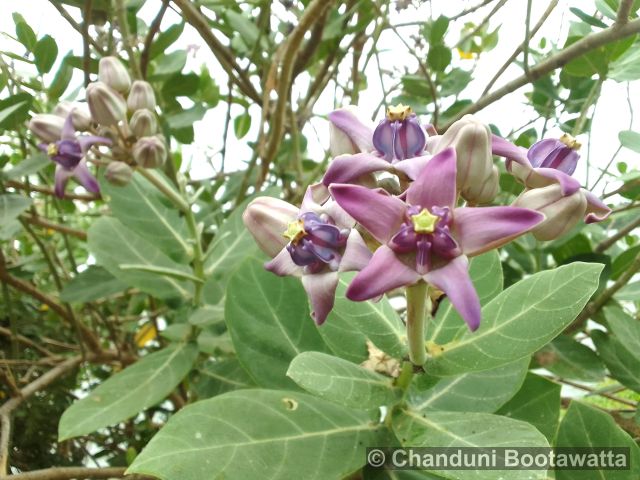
[616,0,634,24]
[140,0,169,79]
[82,0,92,87]
[115,0,142,79]
[450,0,497,21]
[20,215,87,240]
[455,0,509,49]
[47,1,102,51]
[595,216,640,253]
[0,466,153,480]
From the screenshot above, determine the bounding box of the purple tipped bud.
[436,114,497,204]
[132,135,167,168]
[98,56,132,93]
[127,81,156,112]
[104,161,134,186]
[53,102,92,131]
[29,114,65,143]
[527,135,580,175]
[86,82,127,126]
[129,109,157,138]
[243,197,299,257]
[328,106,375,156]
[512,184,586,241]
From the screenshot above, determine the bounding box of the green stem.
[137,168,189,213]
[405,282,429,366]
[184,207,205,306]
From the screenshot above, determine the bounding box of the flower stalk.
[405,281,429,366]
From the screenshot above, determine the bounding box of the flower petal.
[406,147,457,210]
[329,184,406,244]
[491,134,529,166]
[328,107,375,155]
[301,271,339,325]
[373,120,396,161]
[60,114,76,141]
[453,206,545,256]
[300,182,330,214]
[583,190,611,224]
[54,165,74,198]
[424,256,480,331]
[526,168,581,196]
[339,229,372,272]
[243,197,299,257]
[78,135,112,154]
[265,248,302,277]
[73,161,100,193]
[392,154,431,181]
[322,153,391,187]
[346,245,420,301]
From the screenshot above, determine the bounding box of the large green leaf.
[0,194,32,223]
[60,266,127,303]
[192,358,255,398]
[88,217,194,300]
[556,401,640,479]
[318,273,407,363]
[605,305,640,354]
[427,251,503,344]
[127,389,384,480]
[426,263,602,376]
[225,257,330,389]
[287,352,401,409]
[59,343,198,440]
[535,335,606,382]
[496,373,561,442]
[392,409,549,480]
[101,172,192,262]
[591,330,640,392]
[609,44,640,81]
[408,357,529,413]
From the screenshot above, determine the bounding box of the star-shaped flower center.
[47,143,59,156]
[559,133,581,150]
[411,208,439,234]
[386,104,412,122]
[283,219,306,244]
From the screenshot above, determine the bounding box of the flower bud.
[98,56,131,93]
[86,82,127,126]
[243,197,299,257]
[127,80,156,112]
[104,161,133,186]
[132,136,167,168]
[53,102,92,131]
[435,114,497,204]
[129,109,157,138]
[512,183,586,241]
[328,106,374,157]
[28,114,65,142]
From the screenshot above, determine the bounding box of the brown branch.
[595,216,640,253]
[0,467,153,480]
[258,0,336,187]
[442,17,640,129]
[292,7,329,78]
[6,181,100,201]
[451,0,497,21]
[617,0,634,24]
[171,0,261,103]
[140,0,169,79]
[47,1,102,52]
[0,327,56,358]
[82,0,92,87]
[20,215,87,241]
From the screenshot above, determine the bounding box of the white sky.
[0,0,638,197]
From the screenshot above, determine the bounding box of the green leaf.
[427,44,452,72]
[610,45,640,81]
[165,103,206,130]
[619,130,640,153]
[591,329,640,392]
[100,172,192,262]
[318,273,407,363]
[60,266,127,303]
[127,389,384,480]
[224,10,261,46]
[287,352,401,409]
[0,194,32,223]
[34,35,58,74]
[188,303,224,327]
[0,101,29,126]
[149,23,185,60]
[556,401,640,479]
[535,335,606,382]
[570,7,608,28]
[0,93,33,131]
[429,16,450,44]
[88,217,194,300]
[161,72,200,98]
[150,50,186,78]
[408,357,529,413]
[13,13,36,51]
[615,280,640,300]
[2,152,50,180]
[392,409,549,480]
[426,262,603,376]
[192,358,255,398]
[428,251,503,345]
[233,112,251,139]
[496,374,561,442]
[606,306,640,354]
[225,257,330,389]
[59,343,198,440]
[48,53,74,99]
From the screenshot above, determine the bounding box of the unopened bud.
[512,184,586,241]
[243,197,299,257]
[86,82,127,126]
[28,114,65,142]
[129,109,157,138]
[133,136,167,168]
[98,56,132,93]
[53,102,92,131]
[104,161,133,186]
[127,81,156,112]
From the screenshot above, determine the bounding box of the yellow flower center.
[559,133,581,150]
[411,208,439,234]
[47,143,58,156]
[386,104,412,122]
[283,219,306,244]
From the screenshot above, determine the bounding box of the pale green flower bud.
[53,101,92,131]
[127,80,156,112]
[28,114,64,142]
[98,56,132,93]
[104,161,134,186]
[86,82,127,126]
[129,109,157,138]
[133,136,166,168]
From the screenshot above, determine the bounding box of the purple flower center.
[388,205,460,274]
[284,212,349,274]
[46,139,83,170]
[372,104,426,162]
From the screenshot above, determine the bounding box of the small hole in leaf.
[282,397,298,411]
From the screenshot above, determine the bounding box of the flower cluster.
[28,56,168,197]
[244,105,611,334]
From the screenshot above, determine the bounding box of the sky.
[0,0,638,198]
